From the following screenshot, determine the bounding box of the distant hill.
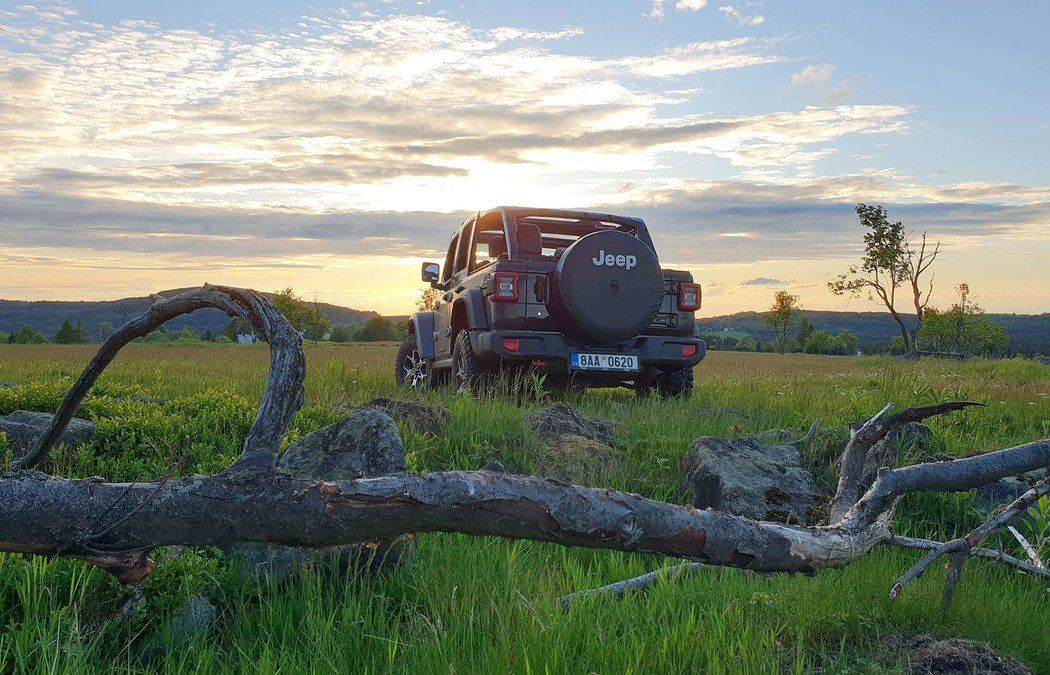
[0,288,381,341]
[3,291,1047,355]
[696,310,1050,356]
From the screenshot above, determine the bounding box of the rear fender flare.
[410,312,439,360]
[462,288,489,330]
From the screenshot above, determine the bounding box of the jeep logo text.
[591,250,637,270]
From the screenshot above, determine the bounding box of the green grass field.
[0,344,1048,673]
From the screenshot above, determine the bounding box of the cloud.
[620,38,782,77]
[0,8,785,195]
[742,277,784,285]
[788,63,856,102]
[0,3,869,216]
[650,0,708,18]
[3,173,1048,312]
[718,5,765,27]
[488,26,585,41]
[790,63,836,86]
[825,83,856,101]
[621,176,1050,268]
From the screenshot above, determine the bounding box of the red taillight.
[502,338,520,353]
[682,344,697,358]
[492,272,519,302]
[678,283,701,311]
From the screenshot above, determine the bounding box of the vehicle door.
[435,216,477,357]
[433,230,460,359]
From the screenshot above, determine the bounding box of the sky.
[1,0,1048,316]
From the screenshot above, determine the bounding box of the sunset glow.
[2,2,1047,315]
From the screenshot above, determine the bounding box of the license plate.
[570,353,638,372]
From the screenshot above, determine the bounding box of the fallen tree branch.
[889,476,1050,602]
[85,437,189,545]
[829,401,986,521]
[840,441,1050,533]
[558,531,1050,608]
[3,446,1049,587]
[1005,526,1044,569]
[12,285,304,473]
[941,550,967,609]
[0,470,889,581]
[885,535,1050,579]
[556,562,714,608]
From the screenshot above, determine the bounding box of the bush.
[7,324,47,344]
[356,316,403,342]
[329,324,360,342]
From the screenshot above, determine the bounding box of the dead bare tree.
[1,285,1046,605]
[828,204,940,356]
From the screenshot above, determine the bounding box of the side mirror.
[421,262,440,284]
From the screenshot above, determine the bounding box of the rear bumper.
[471,331,706,371]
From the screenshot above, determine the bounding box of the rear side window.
[456,218,475,274]
[471,213,508,271]
[443,233,459,282]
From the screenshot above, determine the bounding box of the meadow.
[0,343,1048,673]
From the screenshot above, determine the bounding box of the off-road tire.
[452,331,490,394]
[635,367,694,399]
[395,335,433,389]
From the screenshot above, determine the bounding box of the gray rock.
[0,410,96,457]
[534,434,622,486]
[230,409,413,581]
[278,408,404,478]
[167,594,216,640]
[524,402,621,448]
[0,381,17,389]
[1032,354,1050,366]
[974,473,1046,514]
[141,593,216,660]
[682,436,818,524]
[356,396,449,437]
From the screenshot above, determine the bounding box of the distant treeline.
[700,318,860,355]
[0,288,383,339]
[695,310,1050,357]
[2,316,408,345]
[4,291,1047,355]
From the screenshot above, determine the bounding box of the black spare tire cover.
[554,230,664,344]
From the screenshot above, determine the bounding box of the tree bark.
[829,401,985,522]
[2,437,1047,588]
[12,284,305,473]
[0,470,883,581]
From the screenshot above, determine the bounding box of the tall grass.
[0,345,1047,672]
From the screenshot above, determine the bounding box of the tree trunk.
[0,470,882,582]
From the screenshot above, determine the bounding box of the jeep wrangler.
[396,206,706,397]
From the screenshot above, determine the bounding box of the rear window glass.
[514,216,639,257]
